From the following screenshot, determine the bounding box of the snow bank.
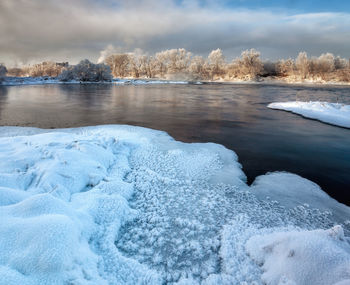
[246,225,350,285]
[1,77,191,86]
[113,78,189,85]
[1,76,61,86]
[251,172,350,225]
[0,125,349,284]
[268,101,350,128]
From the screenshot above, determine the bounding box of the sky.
[0,0,349,66]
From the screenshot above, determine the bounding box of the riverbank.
[1,76,350,87]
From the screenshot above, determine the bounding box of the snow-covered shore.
[268,101,350,128]
[2,76,350,87]
[0,76,191,86]
[0,125,349,285]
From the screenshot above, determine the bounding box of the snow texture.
[0,125,349,285]
[268,101,350,128]
[246,226,350,285]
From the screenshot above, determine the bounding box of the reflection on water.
[0,83,349,204]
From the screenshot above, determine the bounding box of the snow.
[1,77,191,86]
[251,172,350,225]
[246,226,350,285]
[113,78,189,85]
[1,76,61,86]
[0,125,349,284]
[268,101,350,128]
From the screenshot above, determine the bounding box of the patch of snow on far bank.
[0,77,191,86]
[113,78,190,85]
[0,125,349,284]
[268,101,350,128]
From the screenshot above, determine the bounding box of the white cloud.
[0,0,349,66]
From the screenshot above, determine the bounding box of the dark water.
[0,83,349,205]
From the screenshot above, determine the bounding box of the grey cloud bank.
[0,0,349,66]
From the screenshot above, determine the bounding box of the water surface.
[0,83,349,204]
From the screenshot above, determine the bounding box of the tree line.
[1,49,350,82]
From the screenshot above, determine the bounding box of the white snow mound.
[246,225,350,285]
[268,101,350,128]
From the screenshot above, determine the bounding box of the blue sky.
[0,0,349,65]
[196,0,350,12]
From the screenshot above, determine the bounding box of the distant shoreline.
[1,76,350,87]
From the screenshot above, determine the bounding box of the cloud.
[0,0,349,66]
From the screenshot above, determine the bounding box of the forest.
[1,48,350,83]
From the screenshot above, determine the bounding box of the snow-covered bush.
[58,59,112,82]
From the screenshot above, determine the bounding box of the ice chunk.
[268,101,350,128]
[250,172,350,224]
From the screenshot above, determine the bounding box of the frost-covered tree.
[9,62,67,77]
[0,64,7,82]
[308,53,335,79]
[189,56,209,80]
[139,55,157,78]
[317,53,335,73]
[238,49,263,79]
[169,48,192,74]
[208,49,225,79]
[105,54,129,77]
[276,59,295,77]
[334,56,348,70]
[295,52,309,79]
[154,51,168,77]
[58,59,112,82]
[28,61,64,77]
[128,53,143,78]
[153,48,192,78]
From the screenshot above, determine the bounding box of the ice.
[268,101,350,128]
[251,172,350,224]
[0,125,349,284]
